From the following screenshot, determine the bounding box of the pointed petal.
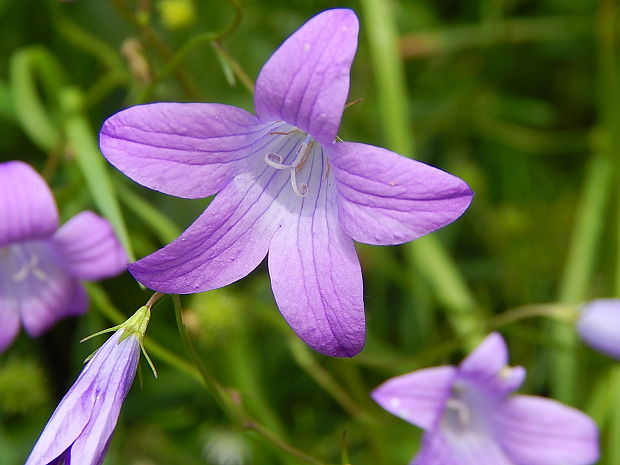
[577,299,620,359]
[412,428,513,465]
[268,147,365,357]
[496,395,599,465]
[127,144,294,293]
[372,366,457,430]
[69,334,140,465]
[0,161,58,247]
[52,211,127,281]
[1,241,88,338]
[456,332,525,395]
[24,332,121,465]
[329,142,473,245]
[100,103,268,199]
[26,332,139,465]
[254,9,358,145]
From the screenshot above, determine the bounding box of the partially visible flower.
[372,333,599,465]
[100,9,473,357]
[0,161,127,352]
[25,305,153,465]
[577,298,620,360]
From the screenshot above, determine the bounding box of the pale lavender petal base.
[329,142,473,246]
[0,241,88,340]
[268,153,365,357]
[0,161,58,247]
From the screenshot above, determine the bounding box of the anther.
[446,398,470,427]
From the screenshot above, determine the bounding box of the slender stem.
[171,295,326,465]
[360,0,484,351]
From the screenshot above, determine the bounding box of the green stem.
[136,0,243,102]
[171,295,326,465]
[360,0,484,350]
[400,15,593,59]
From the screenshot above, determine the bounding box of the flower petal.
[577,299,620,359]
[496,395,599,465]
[329,142,473,245]
[69,334,140,465]
[0,161,58,247]
[267,150,365,357]
[52,211,128,281]
[412,427,513,465]
[24,332,120,465]
[99,103,267,199]
[1,241,88,338]
[254,9,358,145]
[457,332,524,395]
[372,366,457,430]
[127,149,293,293]
[25,332,139,465]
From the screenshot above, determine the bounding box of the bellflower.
[25,305,152,465]
[372,333,599,465]
[577,299,620,360]
[99,8,473,357]
[0,161,127,352]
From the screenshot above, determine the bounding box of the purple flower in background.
[25,330,140,465]
[0,161,127,352]
[578,299,620,360]
[372,333,599,465]
[99,8,472,357]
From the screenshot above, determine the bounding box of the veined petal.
[329,142,473,245]
[52,211,127,280]
[268,149,365,357]
[412,427,513,465]
[25,332,121,465]
[254,9,358,145]
[127,138,297,293]
[0,241,88,338]
[372,366,457,430]
[0,161,58,247]
[496,395,599,465]
[458,333,524,395]
[69,334,140,465]
[26,332,139,465]
[100,103,267,199]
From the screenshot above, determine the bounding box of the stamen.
[12,255,46,283]
[446,397,470,427]
[269,128,301,136]
[264,152,289,170]
[290,169,308,197]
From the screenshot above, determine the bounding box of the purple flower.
[577,299,620,360]
[25,330,140,465]
[99,9,473,357]
[0,161,127,352]
[372,333,599,465]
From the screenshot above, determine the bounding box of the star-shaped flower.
[100,9,472,357]
[372,333,599,465]
[0,161,127,352]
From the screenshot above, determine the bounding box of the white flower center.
[263,127,326,198]
[5,245,47,283]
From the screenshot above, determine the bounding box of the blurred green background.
[0,0,619,464]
